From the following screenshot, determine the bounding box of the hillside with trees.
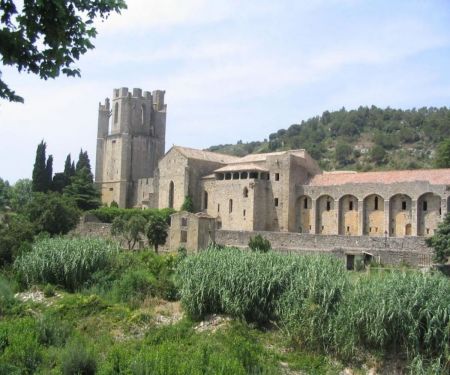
[208,106,450,171]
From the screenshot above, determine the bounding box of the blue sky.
[1,0,450,183]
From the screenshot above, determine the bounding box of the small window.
[326,201,331,211]
[275,173,280,181]
[349,201,353,211]
[114,102,119,123]
[225,173,232,180]
[249,172,258,179]
[232,172,239,179]
[216,221,222,230]
[229,199,233,213]
[375,227,378,233]
[374,196,379,210]
[346,226,350,232]
[402,201,407,210]
[303,198,308,209]
[426,228,430,234]
[423,201,427,211]
[369,227,372,232]
[243,209,246,217]
[440,208,442,215]
[243,187,248,198]
[321,225,324,231]
[112,140,116,144]
[274,198,279,207]
[181,230,187,242]
[241,172,248,179]
[203,191,208,210]
[218,204,220,213]
[309,225,311,230]
[109,187,114,191]
[181,217,188,227]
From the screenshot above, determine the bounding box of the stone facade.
[95,87,166,208]
[95,88,450,261]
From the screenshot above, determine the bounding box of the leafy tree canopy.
[0,178,11,211]
[426,213,450,264]
[146,215,168,253]
[434,138,450,168]
[181,196,194,212]
[24,192,80,235]
[0,0,126,102]
[111,215,146,250]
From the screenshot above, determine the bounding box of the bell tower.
[95,87,167,207]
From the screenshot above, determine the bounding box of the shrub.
[88,207,174,224]
[0,276,15,315]
[248,235,271,252]
[112,269,156,306]
[61,339,97,375]
[14,237,119,291]
[37,314,71,347]
[43,284,55,297]
[0,213,35,266]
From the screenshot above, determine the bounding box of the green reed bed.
[177,247,450,370]
[14,237,119,291]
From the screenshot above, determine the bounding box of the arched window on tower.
[141,104,146,125]
[168,181,174,209]
[114,102,119,124]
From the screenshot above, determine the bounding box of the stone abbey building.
[95,88,450,262]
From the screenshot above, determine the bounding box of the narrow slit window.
[326,201,331,211]
[243,187,248,198]
[374,196,379,210]
[275,173,280,181]
[423,201,427,211]
[402,201,407,210]
[229,199,233,213]
[349,201,353,211]
[303,198,308,209]
[274,198,279,207]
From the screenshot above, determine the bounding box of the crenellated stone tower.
[95,87,166,208]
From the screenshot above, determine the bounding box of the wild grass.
[177,247,450,371]
[14,237,119,291]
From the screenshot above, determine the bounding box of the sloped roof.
[214,163,269,173]
[238,149,305,163]
[172,146,239,163]
[308,169,450,186]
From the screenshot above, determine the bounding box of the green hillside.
[208,106,450,171]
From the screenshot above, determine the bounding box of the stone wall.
[215,230,433,267]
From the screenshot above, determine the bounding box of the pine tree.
[64,165,100,211]
[32,141,49,192]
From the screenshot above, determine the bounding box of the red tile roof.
[308,169,450,186]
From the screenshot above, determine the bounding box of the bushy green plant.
[248,235,271,252]
[180,196,194,212]
[0,213,35,266]
[43,284,55,298]
[0,318,42,374]
[426,213,450,264]
[37,314,71,347]
[0,276,15,315]
[61,339,97,375]
[112,269,156,306]
[14,237,119,291]
[88,207,174,224]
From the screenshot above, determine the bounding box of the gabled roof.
[238,149,306,163]
[171,146,240,163]
[308,169,450,186]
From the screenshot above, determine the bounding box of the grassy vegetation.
[178,247,450,372]
[2,239,450,373]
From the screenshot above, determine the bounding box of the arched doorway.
[168,181,174,209]
[363,194,384,236]
[389,194,412,237]
[296,195,312,233]
[339,195,359,235]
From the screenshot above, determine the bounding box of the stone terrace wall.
[216,230,433,267]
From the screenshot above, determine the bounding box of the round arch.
[316,195,336,235]
[389,193,412,237]
[363,194,384,236]
[338,195,359,235]
[417,192,441,236]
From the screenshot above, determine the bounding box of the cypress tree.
[32,141,49,192]
[46,154,53,188]
[64,154,75,178]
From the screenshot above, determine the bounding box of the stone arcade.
[95,88,450,265]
